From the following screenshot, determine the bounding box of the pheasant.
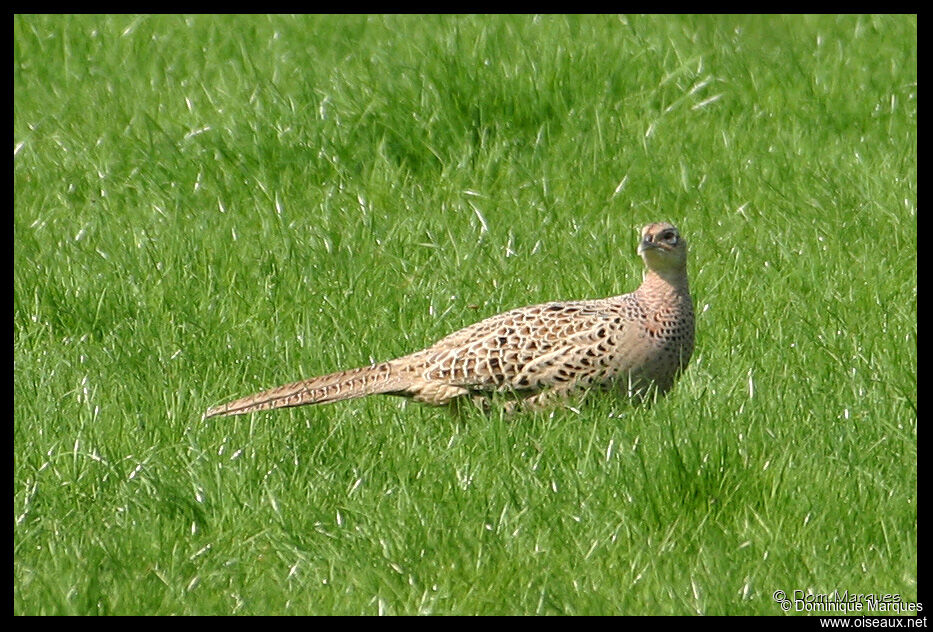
[203,222,694,419]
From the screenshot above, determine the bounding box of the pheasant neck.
[637,269,692,307]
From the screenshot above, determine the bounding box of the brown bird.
[203,222,694,419]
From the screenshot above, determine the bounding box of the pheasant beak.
[637,238,658,255]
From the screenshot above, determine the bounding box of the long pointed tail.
[203,361,407,419]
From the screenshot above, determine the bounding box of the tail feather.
[203,361,405,419]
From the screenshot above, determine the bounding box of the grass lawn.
[14,14,916,615]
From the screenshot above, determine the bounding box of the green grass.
[14,14,916,615]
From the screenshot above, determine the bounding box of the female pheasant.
[203,222,694,418]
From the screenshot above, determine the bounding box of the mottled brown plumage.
[203,222,694,419]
